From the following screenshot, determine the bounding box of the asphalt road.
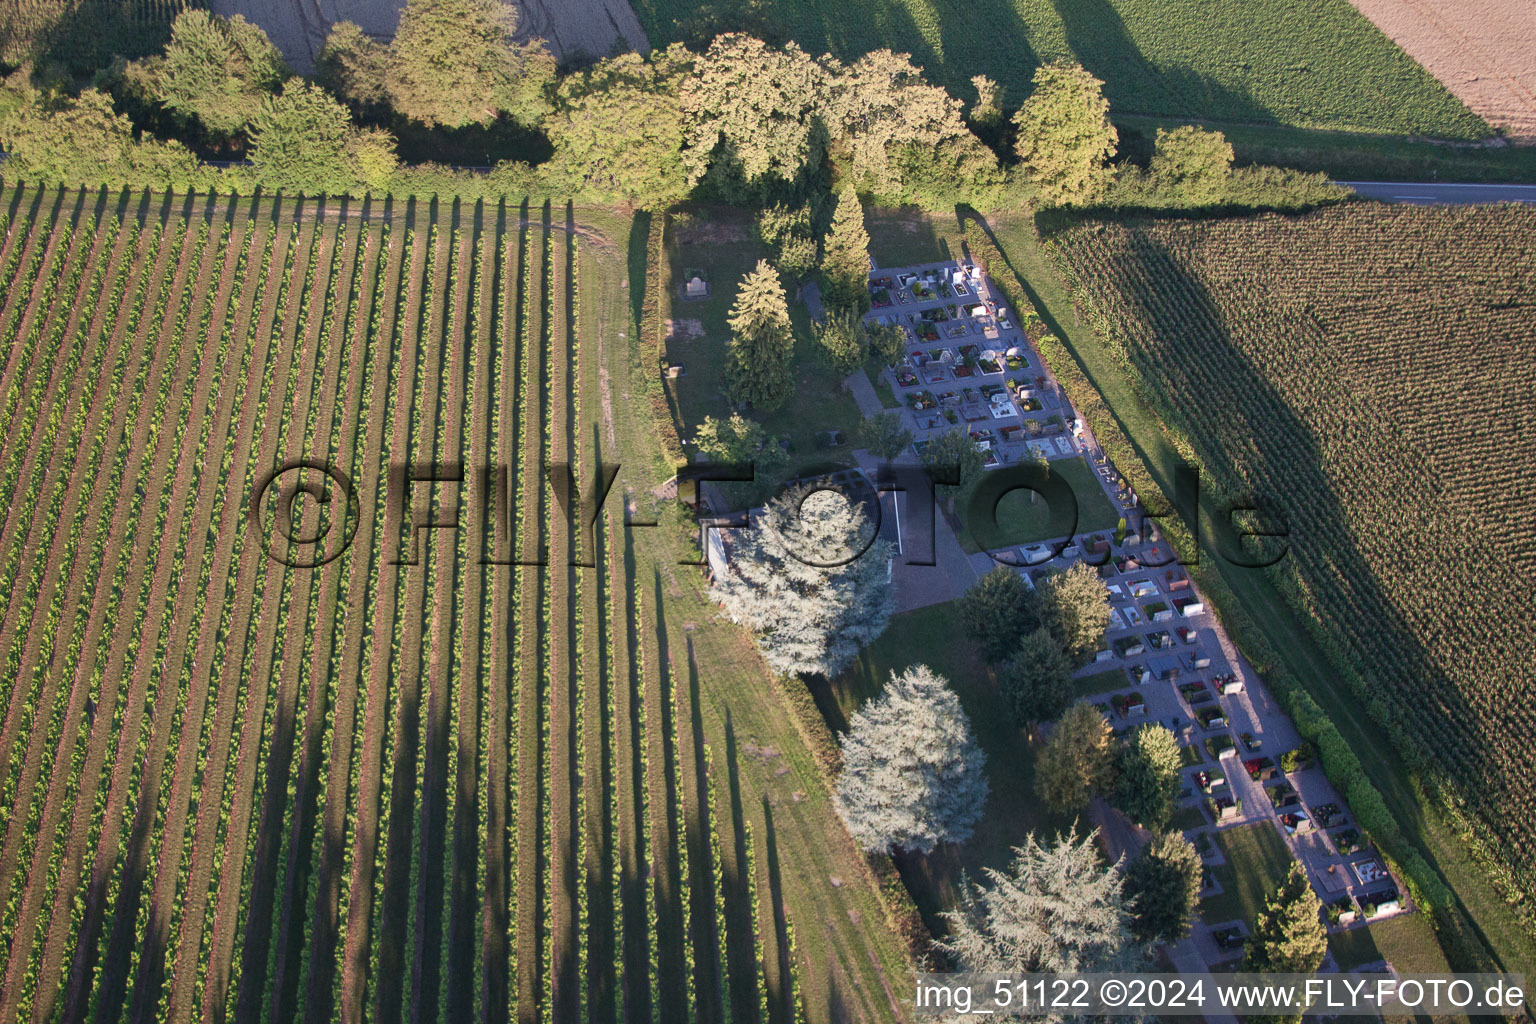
[1338,181,1536,205]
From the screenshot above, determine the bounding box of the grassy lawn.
[1170,803,1208,831]
[1201,823,1296,929]
[1072,667,1126,700]
[959,455,1122,552]
[822,601,1076,932]
[1178,742,1204,767]
[1329,912,1454,973]
[662,207,864,483]
[964,209,1535,976]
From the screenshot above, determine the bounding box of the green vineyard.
[1047,204,1536,924]
[0,186,907,1024]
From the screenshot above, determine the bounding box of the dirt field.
[1347,0,1536,140]
[211,0,648,73]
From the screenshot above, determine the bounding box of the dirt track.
[1347,0,1536,141]
[211,0,649,74]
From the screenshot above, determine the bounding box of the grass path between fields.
[977,211,1536,975]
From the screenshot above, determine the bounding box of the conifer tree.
[938,826,1142,975]
[724,259,796,410]
[834,665,989,854]
[710,483,893,676]
[960,565,1043,664]
[999,627,1072,726]
[1245,861,1326,975]
[1036,702,1114,813]
[813,308,866,374]
[1114,724,1183,829]
[1125,831,1203,941]
[822,185,872,313]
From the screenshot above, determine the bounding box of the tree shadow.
[618,526,652,1024]
[760,796,796,1024]
[585,421,618,1023]
[649,570,689,1019]
[682,638,726,1024]
[720,712,761,1023]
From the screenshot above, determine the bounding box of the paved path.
[801,279,826,322]
[844,368,885,419]
[1339,180,1536,204]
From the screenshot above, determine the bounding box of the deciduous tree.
[692,412,787,507]
[724,259,796,411]
[1035,701,1114,813]
[317,21,389,113]
[959,565,1043,664]
[858,411,912,462]
[1114,724,1182,829]
[834,664,988,854]
[1245,861,1326,1007]
[999,627,1072,726]
[0,88,200,188]
[919,427,984,506]
[1149,125,1234,204]
[1012,60,1116,207]
[1125,830,1202,941]
[710,484,893,676]
[249,80,398,196]
[1039,560,1112,663]
[866,320,905,366]
[969,75,1003,128]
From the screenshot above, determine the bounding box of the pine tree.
[999,627,1072,726]
[1114,724,1183,829]
[1040,560,1112,663]
[710,483,893,676]
[1035,702,1114,813]
[938,826,1143,978]
[959,565,1043,664]
[723,259,796,410]
[833,665,989,854]
[1245,861,1326,974]
[1125,831,1202,941]
[141,10,288,137]
[822,185,872,313]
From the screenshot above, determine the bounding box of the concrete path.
[844,368,886,419]
[1339,181,1536,204]
[801,279,826,322]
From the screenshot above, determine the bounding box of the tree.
[858,411,911,462]
[866,321,905,366]
[140,10,287,137]
[959,566,1043,664]
[317,22,389,113]
[692,412,787,507]
[0,88,199,189]
[969,74,1003,128]
[1246,861,1326,977]
[710,484,893,677]
[682,34,829,196]
[834,665,988,854]
[821,184,872,312]
[1039,560,1112,663]
[1035,702,1114,813]
[938,826,1142,979]
[543,46,692,209]
[755,199,820,278]
[1114,724,1182,829]
[1012,60,1117,207]
[1149,125,1234,204]
[1125,831,1202,941]
[723,260,796,411]
[919,427,984,506]
[384,0,554,128]
[812,308,865,374]
[999,627,1072,726]
[249,80,397,196]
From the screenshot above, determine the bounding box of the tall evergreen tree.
[822,184,872,312]
[1012,60,1117,207]
[1114,724,1183,829]
[1035,702,1114,813]
[710,484,893,676]
[834,665,989,854]
[999,627,1072,726]
[249,80,397,196]
[959,565,1043,664]
[938,826,1142,976]
[723,259,796,411]
[1040,560,1112,663]
[384,0,554,128]
[1125,831,1203,941]
[1245,862,1326,975]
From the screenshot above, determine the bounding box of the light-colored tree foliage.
[1036,702,1114,813]
[919,427,985,503]
[724,259,796,411]
[970,74,1004,127]
[0,88,200,188]
[866,320,905,366]
[813,308,866,374]
[960,565,1044,664]
[1114,724,1183,829]
[1125,830,1202,941]
[711,484,893,677]
[834,664,988,854]
[692,412,787,507]
[249,80,397,196]
[1040,560,1112,663]
[822,184,872,312]
[682,33,829,193]
[755,200,819,278]
[1013,60,1117,207]
[858,411,912,463]
[137,10,287,136]
[544,45,692,209]
[316,21,389,111]
[1149,125,1235,204]
[384,0,554,128]
[1245,861,1327,980]
[938,826,1142,981]
[1000,626,1072,726]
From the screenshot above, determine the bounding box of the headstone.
[685,276,707,297]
